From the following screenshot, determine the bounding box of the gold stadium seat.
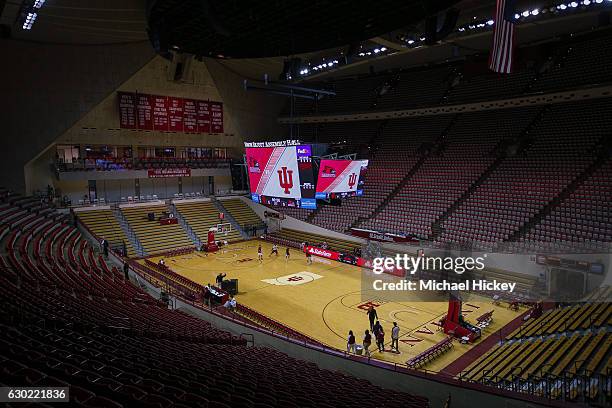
[77,209,136,257]
[121,205,193,254]
[174,201,242,243]
[219,199,262,228]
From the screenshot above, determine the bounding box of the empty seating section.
[121,205,192,254]
[374,67,453,111]
[316,75,386,114]
[1,197,428,407]
[77,209,136,257]
[219,198,263,229]
[174,200,242,242]
[436,99,611,247]
[304,120,381,153]
[507,303,612,340]
[530,31,612,92]
[460,331,611,395]
[284,30,612,118]
[269,228,360,253]
[311,115,453,233]
[363,108,540,237]
[520,159,612,250]
[445,69,534,104]
[462,303,612,401]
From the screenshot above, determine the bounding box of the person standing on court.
[347,330,356,354]
[391,322,400,352]
[367,306,378,331]
[376,325,385,352]
[362,330,372,357]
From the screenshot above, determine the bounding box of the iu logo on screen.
[348,173,357,189]
[277,166,294,194]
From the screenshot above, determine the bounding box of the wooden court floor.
[143,240,523,372]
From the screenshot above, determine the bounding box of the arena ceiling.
[0,0,148,44]
[146,0,461,58]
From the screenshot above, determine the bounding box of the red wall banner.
[147,168,191,178]
[210,102,224,133]
[136,94,154,130]
[118,92,223,133]
[168,96,184,132]
[118,92,137,129]
[183,99,198,132]
[153,95,169,131]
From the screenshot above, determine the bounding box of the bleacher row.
[174,200,242,244]
[121,205,193,255]
[459,303,612,402]
[0,193,428,408]
[77,209,137,257]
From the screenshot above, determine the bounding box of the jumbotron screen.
[246,145,316,209]
[315,159,368,199]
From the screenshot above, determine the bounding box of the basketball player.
[306,250,312,265]
[285,247,290,261]
[270,244,279,256]
[257,245,263,262]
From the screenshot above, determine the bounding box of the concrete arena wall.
[0,39,156,193]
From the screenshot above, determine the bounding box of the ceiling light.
[486,19,494,25]
[522,10,530,17]
[33,0,45,8]
[531,9,540,15]
[380,47,387,52]
[373,48,380,53]
[407,39,415,44]
[569,1,578,6]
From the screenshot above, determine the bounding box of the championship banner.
[117,92,223,134]
[147,168,191,178]
[118,92,137,129]
[315,159,368,199]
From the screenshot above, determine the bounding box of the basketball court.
[143,240,524,372]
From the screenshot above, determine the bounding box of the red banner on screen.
[118,92,137,129]
[147,168,191,178]
[168,97,184,132]
[210,102,224,133]
[118,92,223,133]
[136,94,154,130]
[183,99,198,132]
